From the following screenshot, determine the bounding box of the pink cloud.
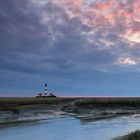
[61,0,83,16]
[60,0,140,43]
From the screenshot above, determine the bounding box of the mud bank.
[1,98,140,126]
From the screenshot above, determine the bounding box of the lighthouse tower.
[44,83,48,96]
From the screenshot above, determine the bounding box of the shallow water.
[0,115,140,140]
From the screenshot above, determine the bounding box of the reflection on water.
[0,115,140,140]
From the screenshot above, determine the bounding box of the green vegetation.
[75,98,140,107]
[1,97,140,114]
[0,97,73,106]
[0,97,75,113]
[113,130,140,140]
[0,105,20,114]
[2,97,140,107]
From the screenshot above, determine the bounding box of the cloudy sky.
[0,0,140,97]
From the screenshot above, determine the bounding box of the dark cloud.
[0,0,138,73]
[0,0,140,95]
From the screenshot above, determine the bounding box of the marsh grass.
[0,97,59,105]
[0,97,77,106]
[0,97,74,113]
[75,98,140,107]
[113,130,140,140]
[1,97,140,113]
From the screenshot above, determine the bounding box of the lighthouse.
[44,83,48,96]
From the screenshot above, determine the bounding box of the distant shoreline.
[1,96,140,108]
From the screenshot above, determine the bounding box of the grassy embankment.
[113,130,140,140]
[1,97,140,106]
[75,98,140,107]
[1,97,140,114]
[0,97,75,114]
